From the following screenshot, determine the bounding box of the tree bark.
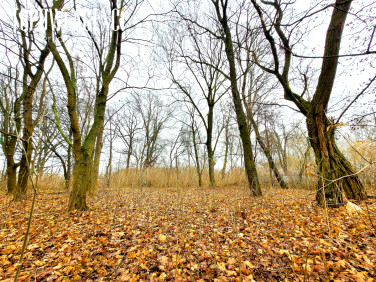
[93,123,104,190]
[213,2,262,196]
[5,156,18,195]
[207,103,215,187]
[221,122,229,180]
[68,152,91,211]
[192,122,202,187]
[307,110,366,206]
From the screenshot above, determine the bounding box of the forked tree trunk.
[307,108,366,206]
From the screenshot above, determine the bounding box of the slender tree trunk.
[192,128,202,187]
[220,27,261,196]
[221,124,229,180]
[207,104,215,187]
[66,132,72,191]
[249,114,288,189]
[298,144,310,182]
[126,140,132,170]
[105,134,113,188]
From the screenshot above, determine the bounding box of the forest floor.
[0,186,376,281]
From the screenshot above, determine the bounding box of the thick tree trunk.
[307,108,367,206]
[14,86,34,201]
[93,123,104,189]
[251,0,365,204]
[68,153,92,211]
[6,156,18,195]
[2,133,19,195]
[14,139,32,200]
[307,0,366,205]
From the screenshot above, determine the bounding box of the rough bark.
[213,1,262,196]
[68,153,91,211]
[5,156,18,194]
[93,123,104,190]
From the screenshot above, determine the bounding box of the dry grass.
[99,167,318,191]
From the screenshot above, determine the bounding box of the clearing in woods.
[0,187,375,281]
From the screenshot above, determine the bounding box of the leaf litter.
[0,187,375,281]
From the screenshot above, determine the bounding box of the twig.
[12,118,40,282]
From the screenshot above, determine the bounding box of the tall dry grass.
[99,166,318,191]
[1,164,374,195]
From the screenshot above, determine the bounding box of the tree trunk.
[249,114,288,189]
[207,104,215,187]
[15,139,33,201]
[298,144,310,182]
[93,123,104,190]
[68,153,91,211]
[222,33,261,196]
[14,85,34,201]
[105,133,113,188]
[307,109,366,206]
[6,156,18,195]
[221,124,229,179]
[307,0,366,206]
[192,127,202,187]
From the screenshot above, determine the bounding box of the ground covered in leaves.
[0,187,376,281]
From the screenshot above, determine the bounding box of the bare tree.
[251,0,369,205]
[42,0,141,210]
[0,0,54,200]
[116,103,141,170]
[210,0,262,196]
[0,66,22,195]
[165,21,228,187]
[134,92,172,169]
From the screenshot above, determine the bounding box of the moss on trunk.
[307,109,367,206]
